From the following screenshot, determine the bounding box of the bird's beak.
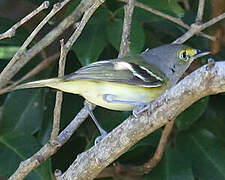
[191,49,210,61]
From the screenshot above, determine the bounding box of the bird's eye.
[179,50,190,62]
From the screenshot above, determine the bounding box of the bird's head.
[142,44,210,87]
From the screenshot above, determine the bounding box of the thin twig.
[0,0,105,89]
[9,105,95,180]
[0,53,59,95]
[0,1,50,40]
[200,12,225,30]
[49,0,105,143]
[118,0,215,41]
[50,40,66,143]
[64,0,105,51]
[174,12,225,44]
[50,0,106,143]
[196,0,205,23]
[0,0,72,88]
[118,0,134,57]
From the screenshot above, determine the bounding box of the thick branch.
[59,61,225,180]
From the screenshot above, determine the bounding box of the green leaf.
[129,129,162,150]
[73,7,110,66]
[73,23,107,66]
[0,46,20,59]
[145,146,194,180]
[0,131,52,179]
[52,136,86,172]
[65,0,81,17]
[177,130,225,180]
[176,97,209,130]
[137,0,184,18]
[115,6,162,23]
[195,95,225,138]
[107,19,145,55]
[117,130,162,165]
[118,144,155,165]
[115,0,184,23]
[0,88,46,135]
[145,21,184,43]
[36,89,55,145]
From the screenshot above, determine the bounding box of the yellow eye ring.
[179,50,190,62]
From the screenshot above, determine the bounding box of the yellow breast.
[48,80,167,111]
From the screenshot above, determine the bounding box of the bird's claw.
[94,131,108,145]
[133,104,149,117]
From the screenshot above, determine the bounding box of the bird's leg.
[103,94,148,117]
[84,101,107,144]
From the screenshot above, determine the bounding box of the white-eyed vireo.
[14,44,209,141]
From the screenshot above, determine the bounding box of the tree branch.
[0,0,98,89]
[0,1,50,40]
[58,61,225,180]
[196,0,205,23]
[49,0,105,142]
[50,40,66,143]
[174,12,225,44]
[0,0,72,87]
[118,0,215,41]
[118,0,134,58]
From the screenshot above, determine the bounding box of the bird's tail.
[14,78,60,90]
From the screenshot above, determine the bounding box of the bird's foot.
[133,104,149,117]
[95,130,108,145]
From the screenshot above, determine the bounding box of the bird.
[14,44,209,142]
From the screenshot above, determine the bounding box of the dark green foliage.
[1,0,225,179]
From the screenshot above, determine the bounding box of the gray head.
[141,44,209,87]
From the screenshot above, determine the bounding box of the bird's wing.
[63,56,166,87]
